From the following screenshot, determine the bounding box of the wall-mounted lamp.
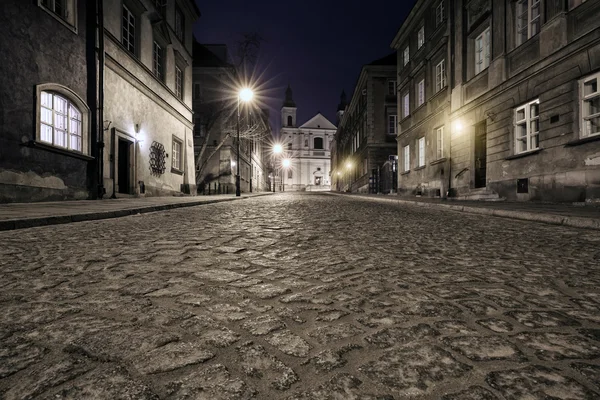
[103,120,112,131]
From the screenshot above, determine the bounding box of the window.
[39,0,76,28]
[287,115,293,126]
[516,0,541,46]
[172,137,183,170]
[436,1,445,27]
[39,90,84,153]
[581,73,600,137]
[314,137,324,149]
[435,126,444,159]
[154,0,166,17]
[388,81,396,96]
[475,27,491,75]
[403,145,410,172]
[403,46,410,66]
[175,5,184,42]
[417,25,425,49]
[569,0,588,9]
[288,169,293,179]
[288,143,292,150]
[417,137,425,167]
[388,115,397,135]
[304,139,308,147]
[436,60,446,93]
[122,5,136,55]
[153,42,164,81]
[515,99,540,153]
[175,66,183,100]
[403,93,410,118]
[417,79,425,107]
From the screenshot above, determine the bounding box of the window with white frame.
[403,145,410,172]
[436,59,446,93]
[152,42,164,81]
[436,1,445,27]
[388,114,397,135]
[175,66,183,100]
[388,81,396,96]
[515,99,540,154]
[122,5,136,55]
[403,46,410,66]
[581,72,600,137]
[417,25,425,49]
[172,137,182,170]
[403,92,410,118]
[516,0,541,47]
[417,137,425,167]
[435,126,444,159]
[39,91,83,152]
[475,27,491,75]
[175,5,184,42]
[569,0,588,9]
[417,79,425,107]
[39,0,76,28]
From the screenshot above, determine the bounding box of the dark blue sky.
[193,0,416,129]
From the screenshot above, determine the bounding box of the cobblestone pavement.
[1,192,599,399]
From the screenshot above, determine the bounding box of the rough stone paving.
[1,192,599,399]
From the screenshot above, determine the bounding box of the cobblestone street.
[1,192,599,399]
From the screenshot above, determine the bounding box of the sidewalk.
[0,192,274,231]
[328,192,600,231]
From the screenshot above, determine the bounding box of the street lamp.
[236,87,254,197]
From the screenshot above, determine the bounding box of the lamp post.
[236,88,254,197]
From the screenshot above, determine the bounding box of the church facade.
[279,86,337,191]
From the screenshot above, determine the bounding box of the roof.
[299,113,337,130]
[192,41,233,68]
[368,52,397,66]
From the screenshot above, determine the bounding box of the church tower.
[281,84,297,128]
[336,90,347,125]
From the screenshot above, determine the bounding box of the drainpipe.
[97,0,105,199]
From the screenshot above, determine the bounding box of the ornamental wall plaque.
[149,141,166,175]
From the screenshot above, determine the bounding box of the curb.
[327,192,600,231]
[0,193,274,232]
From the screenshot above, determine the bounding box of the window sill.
[171,168,184,175]
[25,141,94,161]
[430,157,447,166]
[504,148,542,160]
[400,170,410,175]
[39,5,78,34]
[565,134,600,147]
[414,165,426,171]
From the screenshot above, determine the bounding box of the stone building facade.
[192,43,270,194]
[393,0,600,202]
[331,54,398,193]
[0,0,199,203]
[279,86,336,191]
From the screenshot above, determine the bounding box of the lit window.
[436,1,445,27]
[175,5,184,42]
[172,137,182,170]
[388,81,396,96]
[417,137,425,167]
[436,60,446,92]
[515,99,540,154]
[403,145,410,172]
[388,115,397,135]
[403,93,410,118]
[581,73,600,137]
[516,0,541,46]
[153,42,164,81]
[40,91,83,152]
[436,126,444,159]
[175,66,183,100]
[475,27,491,75]
[417,79,425,107]
[122,5,136,55]
[403,46,410,66]
[417,25,425,49]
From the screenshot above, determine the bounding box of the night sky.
[193,0,417,131]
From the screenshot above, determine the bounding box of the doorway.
[474,121,487,189]
[118,138,131,194]
[314,176,322,186]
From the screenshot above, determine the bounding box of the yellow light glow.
[231,161,236,167]
[273,144,283,154]
[239,88,254,102]
[282,158,291,168]
[453,120,463,133]
[337,172,341,176]
[346,162,352,170]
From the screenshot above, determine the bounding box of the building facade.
[331,54,398,193]
[0,0,200,203]
[192,43,270,194]
[279,86,336,191]
[393,0,600,202]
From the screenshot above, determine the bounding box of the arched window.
[36,84,90,154]
[287,115,293,126]
[314,137,323,149]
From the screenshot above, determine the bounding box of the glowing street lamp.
[273,143,283,154]
[236,87,254,197]
[282,158,291,168]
